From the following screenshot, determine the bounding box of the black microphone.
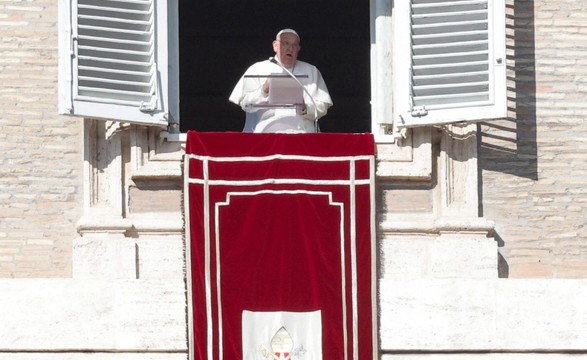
[268,57,320,132]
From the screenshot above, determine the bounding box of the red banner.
[185,131,376,360]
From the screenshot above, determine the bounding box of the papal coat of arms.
[258,326,307,360]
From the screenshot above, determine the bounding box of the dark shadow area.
[478,1,537,277]
[178,0,371,133]
[478,0,538,180]
[496,233,510,278]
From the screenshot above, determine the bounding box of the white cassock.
[229,59,333,133]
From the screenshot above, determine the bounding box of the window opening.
[178,0,371,134]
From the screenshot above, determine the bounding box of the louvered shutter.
[59,0,178,126]
[394,0,506,128]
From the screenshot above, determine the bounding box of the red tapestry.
[185,131,377,360]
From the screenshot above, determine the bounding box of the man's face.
[273,33,301,68]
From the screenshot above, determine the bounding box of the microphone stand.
[269,57,320,133]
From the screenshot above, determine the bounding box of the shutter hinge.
[411,106,428,117]
[139,97,157,112]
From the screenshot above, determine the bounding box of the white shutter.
[393,0,506,128]
[59,0,178,127]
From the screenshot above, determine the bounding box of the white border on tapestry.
[216,190,346,360]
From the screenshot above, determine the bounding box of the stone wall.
[479,0,587,277]
[0,0,81,277]
[0,278,188,360]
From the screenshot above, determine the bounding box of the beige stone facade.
[0,0,80,278]
[1,0,587,359]
[480,0,587,278]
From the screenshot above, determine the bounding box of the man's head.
[272,28,301,68]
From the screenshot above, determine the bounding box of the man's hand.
[296,103,307,115]
[262,80,270,95]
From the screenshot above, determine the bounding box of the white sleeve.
[302,67,333,121]
[239,87,268,112]
[229,63,270,112]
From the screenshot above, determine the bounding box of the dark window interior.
[179,0,371,133]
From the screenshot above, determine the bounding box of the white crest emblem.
[258,326,307,360]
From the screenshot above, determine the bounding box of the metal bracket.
[139,97,157,113]
[411,105,428,117]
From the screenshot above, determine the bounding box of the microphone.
[269,57,320,132]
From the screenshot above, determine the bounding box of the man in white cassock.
[229,29,333,133]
